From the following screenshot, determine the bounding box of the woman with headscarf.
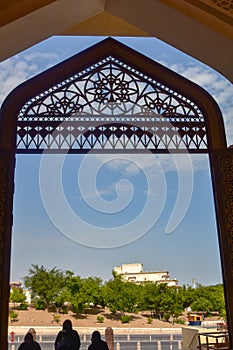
[18,332,41,350]
[55,319,80,350]
[88,331,109,350]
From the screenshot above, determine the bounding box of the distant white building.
[113,263,178,286]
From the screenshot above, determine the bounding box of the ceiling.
[0,0,232,81]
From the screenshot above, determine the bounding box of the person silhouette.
[88,331,109,350]
[55,330,73,350]
[18,332,41,350]
[55,319,80,350]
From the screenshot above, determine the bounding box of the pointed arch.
[0,38,226,153]
[0,38,232,350]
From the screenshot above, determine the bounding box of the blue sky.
[1,36,232,286]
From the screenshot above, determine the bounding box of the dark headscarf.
[24,333,33,342]
[91,331,101,341]
[63,319,73,333]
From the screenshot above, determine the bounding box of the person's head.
[24,333,33,342]
[91,331,101,342]
[28,328,36,340]
[63,319,73,332]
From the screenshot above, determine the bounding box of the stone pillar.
[105,327,114,350]
[0,150,15,350]
[210,149,233,348]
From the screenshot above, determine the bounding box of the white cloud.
[90,153,208,181]
[24,52,58,62]
[78,182,118,200]
[0,52,59,107]
[159,60,233,145]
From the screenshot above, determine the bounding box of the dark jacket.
[55,329,80,350]
[88,339,109,350]
[18,340,41,350]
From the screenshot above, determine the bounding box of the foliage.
[9,310,18,322]
[190,284,226,316]
[147,317,153,324]
[191,297,212,316]
[22,265,226,322]
[10,287,26,305]
[53,314,60,323]
[60,305,69,314]
[103,275,139,314]
[163,313,170,322]
[96,315,104,323]
[139,282,183,320]
[61,274,84,315]
[34,299,46,310]
[79,277,104,307]
[23,264,69,308]
[19,302,28,310]
[121,315,132,323]
[174,318,186,325]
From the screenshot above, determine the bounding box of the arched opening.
[0,37,232,350]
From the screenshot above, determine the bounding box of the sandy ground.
[8,307,182,330]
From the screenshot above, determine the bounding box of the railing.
[8,333,183,350]
[197,331,229,350]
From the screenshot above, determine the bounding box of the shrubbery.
[9,310,18,322]
[121,315,132,323]
[19,302,28,310]
[34,300,46,310]
[96,315,104,323]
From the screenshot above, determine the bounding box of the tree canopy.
[22,264,226,321]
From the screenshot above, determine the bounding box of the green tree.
[55,273,85,314]
[140,283,183,321]
[206,284,226,316]
[55,274,104,314]
[103,275,138,314]
[178,285,196,309]
[10,287,26,306]
[79,277,104,307]
[191,284,226,316]
[139,282,164,318]
[23,264,67,308]
[191,297,212,314]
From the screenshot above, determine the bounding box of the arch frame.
[0,38,232,349]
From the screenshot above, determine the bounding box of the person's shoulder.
[33,341,42,350]
[72,329,80,338]
[102,340,109,349]
[55,331,63,341]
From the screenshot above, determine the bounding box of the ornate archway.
[0,38,232,349]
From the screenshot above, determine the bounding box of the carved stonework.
[210,0,233,13]
[218,153,233,277]
[200,0,233,15]
[0,150,15,350]
[16,55,208,153]
[0,152,9,274]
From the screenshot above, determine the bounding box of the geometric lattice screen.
[16,42,208,153]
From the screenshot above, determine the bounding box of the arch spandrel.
[0,37,227,153]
